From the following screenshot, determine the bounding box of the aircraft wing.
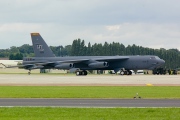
[0,63,20,68]
[92,56,129,62]
[0,63,43,70]
[2,63,34,68]
[34,59,90,66]
[33,57,129,67]
[60,56,129,63]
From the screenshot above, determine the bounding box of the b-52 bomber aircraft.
[3,33,165,75]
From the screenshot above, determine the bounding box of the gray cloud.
[1,0,180,24]
[0,0,180,50]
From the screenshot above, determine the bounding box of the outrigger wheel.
[28,70,31,75]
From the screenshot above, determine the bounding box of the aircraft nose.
[159,59,165,65]
[162,59,165,64]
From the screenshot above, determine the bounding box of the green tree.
[9,53,23,60]
[87,42,91,56]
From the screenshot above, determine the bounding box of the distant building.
[0,58,9,60]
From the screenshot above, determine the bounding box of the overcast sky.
[0,0,180,50]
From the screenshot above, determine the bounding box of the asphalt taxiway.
[0,99,179,107]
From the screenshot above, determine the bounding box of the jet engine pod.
[31,65,44,69]
[88,62,109,68]
[55,63,74,69]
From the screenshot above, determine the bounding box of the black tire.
[84,71,88,75]
[82,71,88,76]
[76,71,80,76]
[120,71,124,75]
[76,71,88,76]
[128,71,132,75]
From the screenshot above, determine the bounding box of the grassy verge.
[0,86,179,98]
[0,107,179,120]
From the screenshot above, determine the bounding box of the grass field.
[0,86,179,120]
[0,107,179,120]
[0,86,179,98]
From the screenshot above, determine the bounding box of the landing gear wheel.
[28,70,31,75]
[128,70,132,75]
[76,71,88,76]
[120,71,124,75]
[76,71,80,76]
[82,71,87,75]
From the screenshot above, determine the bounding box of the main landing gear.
[120,70,132,75]
[76,70,88,76]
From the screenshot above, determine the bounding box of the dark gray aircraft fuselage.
[23,55,165,71]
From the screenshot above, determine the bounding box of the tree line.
[0,39,180,69]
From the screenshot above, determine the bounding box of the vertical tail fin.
[31,33,55,57]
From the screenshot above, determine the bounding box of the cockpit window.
[150,56,160,59]
[155,56,160,59]
[150,57,155,59]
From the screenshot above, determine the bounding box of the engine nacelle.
[88,62,109,68]
[55,63,74,69]
[31,65,44,69]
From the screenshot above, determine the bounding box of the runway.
[0,99,179,107]
[0,74,180,86]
